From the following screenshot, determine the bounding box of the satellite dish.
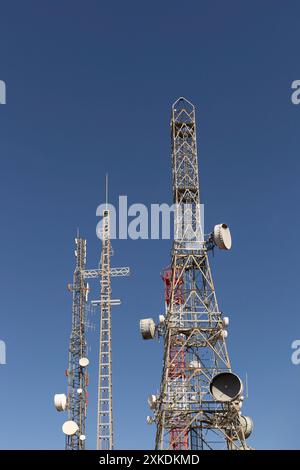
[62,420,79,436]
[158,315,165,325]
[222,316,229,327]
[147,394,157,410]
[54,393,67,412]
[213,224,232,250]
[239,416,254,439]
[79,435,86,441]
[221,330,228,339]
[77,388,83,395]
[79,357,89,368]
[210,372,243,402]
[140,318,156,340]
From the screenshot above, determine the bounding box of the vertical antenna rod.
[105,173,109,210]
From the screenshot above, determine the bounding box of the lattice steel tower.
[54,236,90,450]
[83,201,129,450]
[140,97,253,450]
[97,208,114,450]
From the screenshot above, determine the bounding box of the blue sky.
[0,0,299,449]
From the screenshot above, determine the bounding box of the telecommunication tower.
[83,196,130,450]
[140,97,253,450]
[54,236,90,449]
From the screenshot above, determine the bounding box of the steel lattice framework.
[97,209,113,450]
[154,97,250,450]
[66,237,89,450]
[85,208,129,450]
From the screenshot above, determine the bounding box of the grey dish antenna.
[213,224,232,250]
[62,420,79,436]
[210,372,243,402]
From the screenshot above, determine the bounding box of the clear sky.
[0,0,299,450]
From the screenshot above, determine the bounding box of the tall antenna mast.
[54,236,90,449]
[82,181,130,450]
[140,98,254,450]
[97,207,114,449]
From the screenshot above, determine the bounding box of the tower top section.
[171,97,202,247]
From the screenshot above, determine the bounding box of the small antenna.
[105,173,109,210]
[245,372,249,399]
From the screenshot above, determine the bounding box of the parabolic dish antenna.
[146,416,154,425]
[62,420,79,436]
[140,318,156,340]
[54,393,67,412]
[79,357,89,368]
[213,224,232,250]
[210,372,243,402]
[239,416,254,439]
[147,394,157,410]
